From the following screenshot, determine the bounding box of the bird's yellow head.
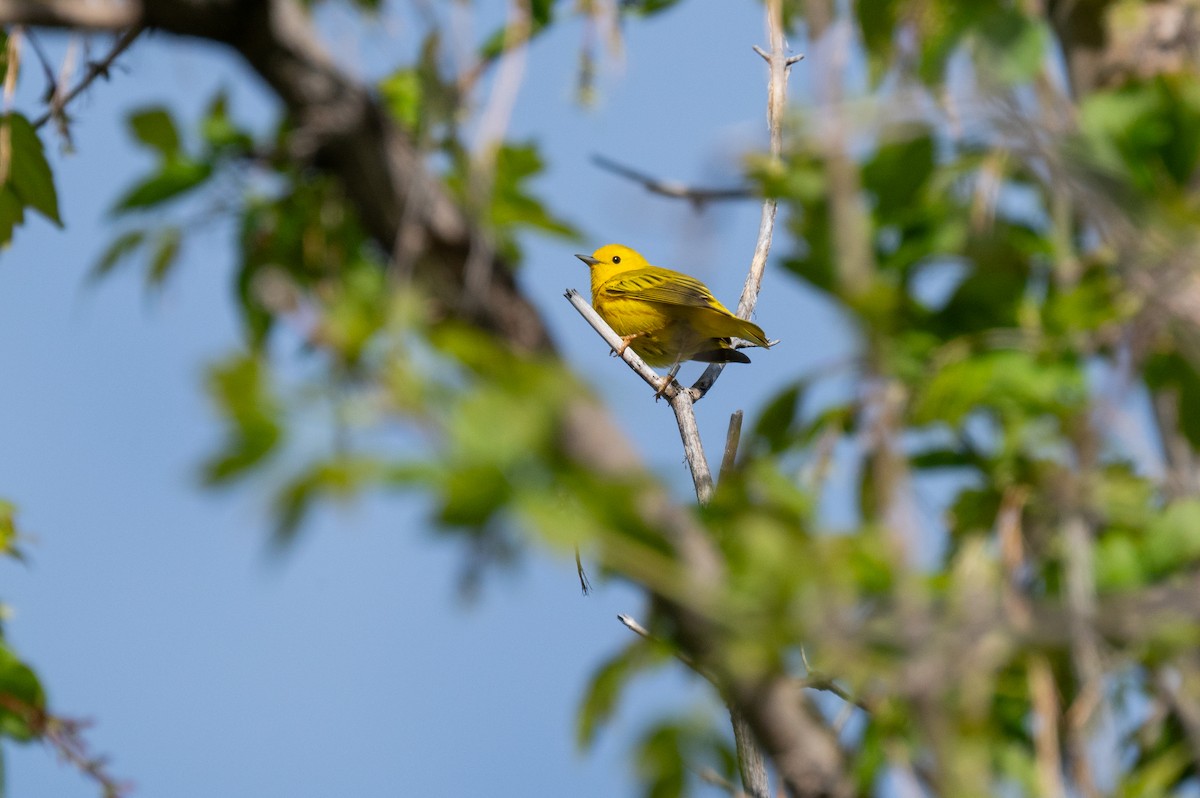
[575,244,649,294]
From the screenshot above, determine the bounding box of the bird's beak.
[575,254,601,266]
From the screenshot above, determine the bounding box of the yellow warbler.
[575,244,771,383]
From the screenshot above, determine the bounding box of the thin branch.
[1029,655,1067,798]
[31,25,144,129]
[689,17,799,402]
[719,410,743,482]
[618,612,704,675]
[799,673,870,713]
[564,288,715,503]
[669,387,713,504]
[697,766,746,797]
[565,288,676,397]
[0,695,130,798]
[591,154,753,208]
[575,546,592,595]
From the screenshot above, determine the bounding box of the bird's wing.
[599,268,725,311]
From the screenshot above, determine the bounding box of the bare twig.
[698,766,746,797]
[618,612,702,674]
[575,547,592,595]
[31,25,143,130]
[0,695,130,798]
[1029,656,1067,798]
[668,387,713,504]
[591,154,753,208]
[689,6,799,402]
[565,288,677,398]
[719,410,743,481]
[799,672,869,712]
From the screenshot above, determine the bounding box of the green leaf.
[379,69,423,132]
[858,0,903,81]
[621,0,683,15]
[1095,533,1144,592]
[1079,77,1200,193]
[1118,741,1192,798]
[128,106,181,160]
[202,354,283,484]
[201,91,253,153]
[147,228,182,286]
[437,463,511,527]
[492,143,577,233]
[90,229,146,281]
[751,382,804,454]
[0,642,44,742]
[2,113,61,227]
[0,500,19,560]
[0,188,24,247]
[913,350,1085,427]
[862,130,936,217]
[1144,352,1200,449]
[974,10,1049,85]
[112,160,213,213]
[634,719,736,798]
[577,639,657,748]
[1144,499,1200,578]
[636,723,687,798]
[479,0,556,61]
[273,457,385,545]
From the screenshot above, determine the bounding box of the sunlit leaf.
[0,113,61,230]
[577,639,661,748]
[112,160,213,213]
[0,642,44,742]
[128,106,181,160]
[202,354,283,484]
[90,229,146,281]
[147,227,182,286]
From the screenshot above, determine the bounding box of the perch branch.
[565,288,714,503]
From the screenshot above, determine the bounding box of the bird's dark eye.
[612,255,621,264]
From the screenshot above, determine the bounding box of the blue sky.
[0,4,852,796]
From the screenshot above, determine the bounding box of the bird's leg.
[612,331,644,357]
[654,359,683,400]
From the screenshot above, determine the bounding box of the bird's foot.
[653,375,676,401]
[611,333,641,357]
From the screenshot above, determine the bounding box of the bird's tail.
[692,341,753,364]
